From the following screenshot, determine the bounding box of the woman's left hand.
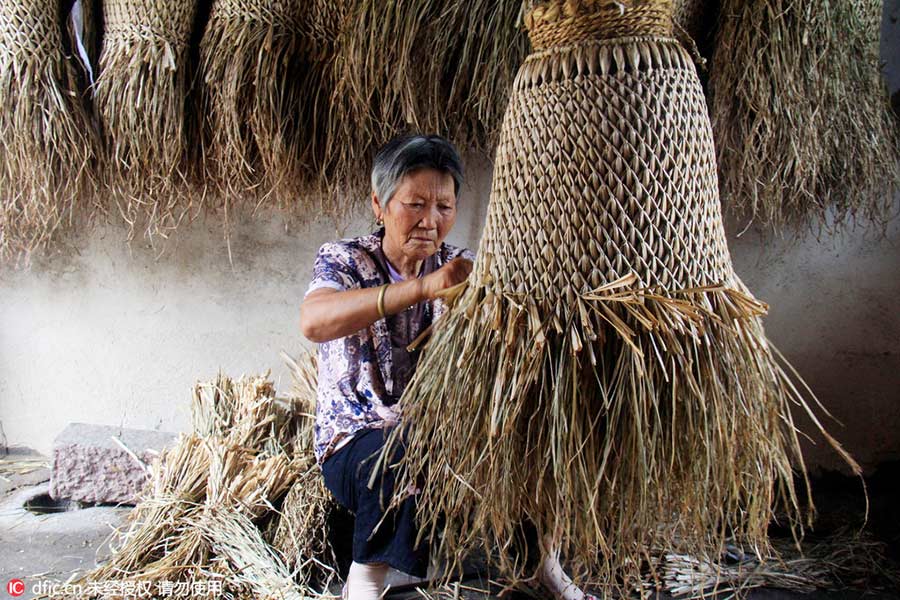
[418,257,473,300]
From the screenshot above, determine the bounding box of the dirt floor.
[1,448,898,600]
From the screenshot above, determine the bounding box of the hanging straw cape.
[709,0,900,230]
[672,0,714,45]
[95,0,201,242]
[383,0,859,593]
[200,0,326,214]
[0,0,98,265]
[324,0,528,196]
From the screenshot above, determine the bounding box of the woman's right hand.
[418,257,473,300]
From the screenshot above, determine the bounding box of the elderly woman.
[300,134,473,599]
[301,134,594,600]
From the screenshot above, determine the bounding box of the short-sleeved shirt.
[306,228,474,463]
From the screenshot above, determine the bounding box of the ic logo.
[6,579,25,596]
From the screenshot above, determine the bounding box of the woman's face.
[374,168,458,263]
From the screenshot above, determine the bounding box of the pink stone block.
[50,423,176,504]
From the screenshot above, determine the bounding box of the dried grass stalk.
[95,0,201,242]
[199,0,319,211]
[192,508,309,600]
[324,0,528,195]
[271,463,339,592]
[662,529,900,597]
[381,1,860,594]
[0,0,99,265]
[709,0,900,231]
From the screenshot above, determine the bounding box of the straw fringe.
[709,0,900,231]
[0,0,99,265]
[325,0,528,194]
[386,270,859,591]
[200,0,324,213]
[95,0,201,243]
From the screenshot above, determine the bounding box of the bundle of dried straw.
[380,0,860,594]
[709,0,900,230]
[69,357,338,598]
[0,0,99,265]
[662,530,900,597]
[94,0,202,242]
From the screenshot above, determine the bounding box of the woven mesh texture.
[478,36,733,304]
[104,0,196,46]
[0,0,63,61]
[209,0,302,29]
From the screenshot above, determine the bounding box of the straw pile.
[68,358,339,598]
[0,0,99,265]
[378,0,860,594]
[94,0,201,242]
[662,529,900,597]
[709,0,900,230]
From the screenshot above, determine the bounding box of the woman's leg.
[322,428,427,599]
[344,561,389,600]
[538,533,593,600]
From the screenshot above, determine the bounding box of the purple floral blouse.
[306,229,474,464]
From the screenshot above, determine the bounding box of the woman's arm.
[300,257,472,343]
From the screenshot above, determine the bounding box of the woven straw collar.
[525,0,674,50]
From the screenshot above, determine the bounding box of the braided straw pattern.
[209,0,303,31]
[0,0,62,60]
[103,0,196,48]
[525,0,674,49]
[480,37,732,304]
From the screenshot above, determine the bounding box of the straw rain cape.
[709,0,900,230]
[325,0,528,196]
[200,0,321,211]
[383,0,859,593]
[95,0,201,241]
[0,0,99,264]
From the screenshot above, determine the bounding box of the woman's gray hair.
[371,134,464,207]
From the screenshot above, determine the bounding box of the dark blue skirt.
[321,427,428,578]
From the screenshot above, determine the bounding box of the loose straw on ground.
[66,358,339,599]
